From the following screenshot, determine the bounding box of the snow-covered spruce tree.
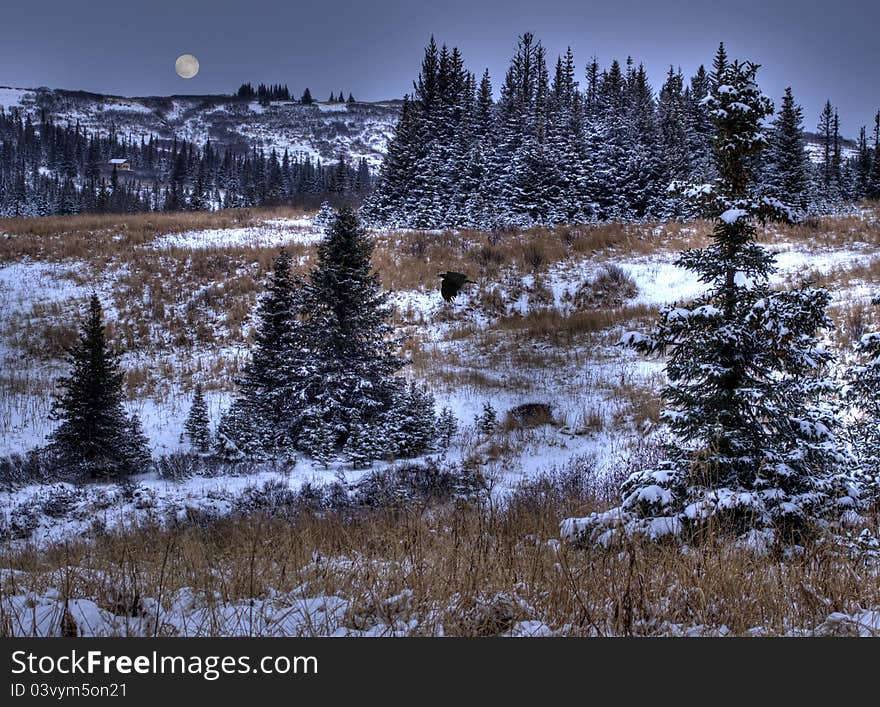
[183,383,212,453]
[844,308,880,508]
[868,111,880,200]
[125,413,153,471]
[437,407,459,450]
[219,249,312,457]
[562,60,859,547]
[47,294,150,480]
[342,410,373,469]
[384,382,438,458]
[477,402,498,436]
[299,207,434,461]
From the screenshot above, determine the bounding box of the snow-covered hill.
[0,87,861,172]
[0,86,401,168]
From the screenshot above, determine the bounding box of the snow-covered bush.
[232,479,299,518]
[156,452,227,481]
[40,484,82,519]
[1,501,40,540]
[352,459,485,508]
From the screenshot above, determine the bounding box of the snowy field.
[1,208,879,636]
[152,217,321,250]
[1,208,880,542]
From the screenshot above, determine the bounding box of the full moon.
[175,54,200,79]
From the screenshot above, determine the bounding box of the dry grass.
[1,493,877,636]
[373,220,714,293]
[759,204,880,249]
[490,304,658,345]
[0,207,309,263]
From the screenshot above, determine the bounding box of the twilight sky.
[1,0,877,135]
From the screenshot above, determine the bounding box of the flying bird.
[439,272,476,302]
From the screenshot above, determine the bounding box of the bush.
[507,458,602,517]
[156,452,230,481]
[40,484,82,518]
[232,479,299,517]
[504,403,555,430]
[574,263,638,309]
[0,448,69,487]
[0,502,40,540]
[352,458,486,507]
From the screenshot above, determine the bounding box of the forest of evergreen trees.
[364,35,880,229]
[0,110,373,217]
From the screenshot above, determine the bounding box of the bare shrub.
[504,403,555,430]
[575,263,638,309]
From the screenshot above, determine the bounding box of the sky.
[1,0,877,136]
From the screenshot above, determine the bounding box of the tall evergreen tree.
[764,87,810,211]
[710,42,728,90]
[299,207,405,453]
[568,59,859,546]
[217,250,311,457]
[47,294,150,479]
[868,111,880,200]
[816,100,838,202]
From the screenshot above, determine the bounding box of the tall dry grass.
[1,487,877,636]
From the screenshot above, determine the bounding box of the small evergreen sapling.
[477,402,498,436]
[437,407,458,449]
[384,382,437,458]
[183,383,212,454]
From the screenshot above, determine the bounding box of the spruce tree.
[384,382,437,458]
[855,126,871,200]
[845,316,880,508]
[47,294,149,479]
[477,401,498,435]
[220,249,312,457]
[437,407,458,449]
[183,383,212,453]
[764,87,810,211]
[816,100,837,203]
[566,59,859,546]
[710,42,728,90]
[868,111,880,200]
[300,88,313,105]
[299,207,406,456]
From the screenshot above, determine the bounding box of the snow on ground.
[1,568,876,636]
[0,260,90,315]
[103,99,154,115]
[317,103,349,112]
[4,213,880,547]
[153,217,322,250]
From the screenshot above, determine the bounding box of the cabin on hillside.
[108,158,131,171]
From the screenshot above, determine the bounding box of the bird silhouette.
[439,272,476,302]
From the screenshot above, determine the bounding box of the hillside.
[0,86,401,169]
[1,86,858,175]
